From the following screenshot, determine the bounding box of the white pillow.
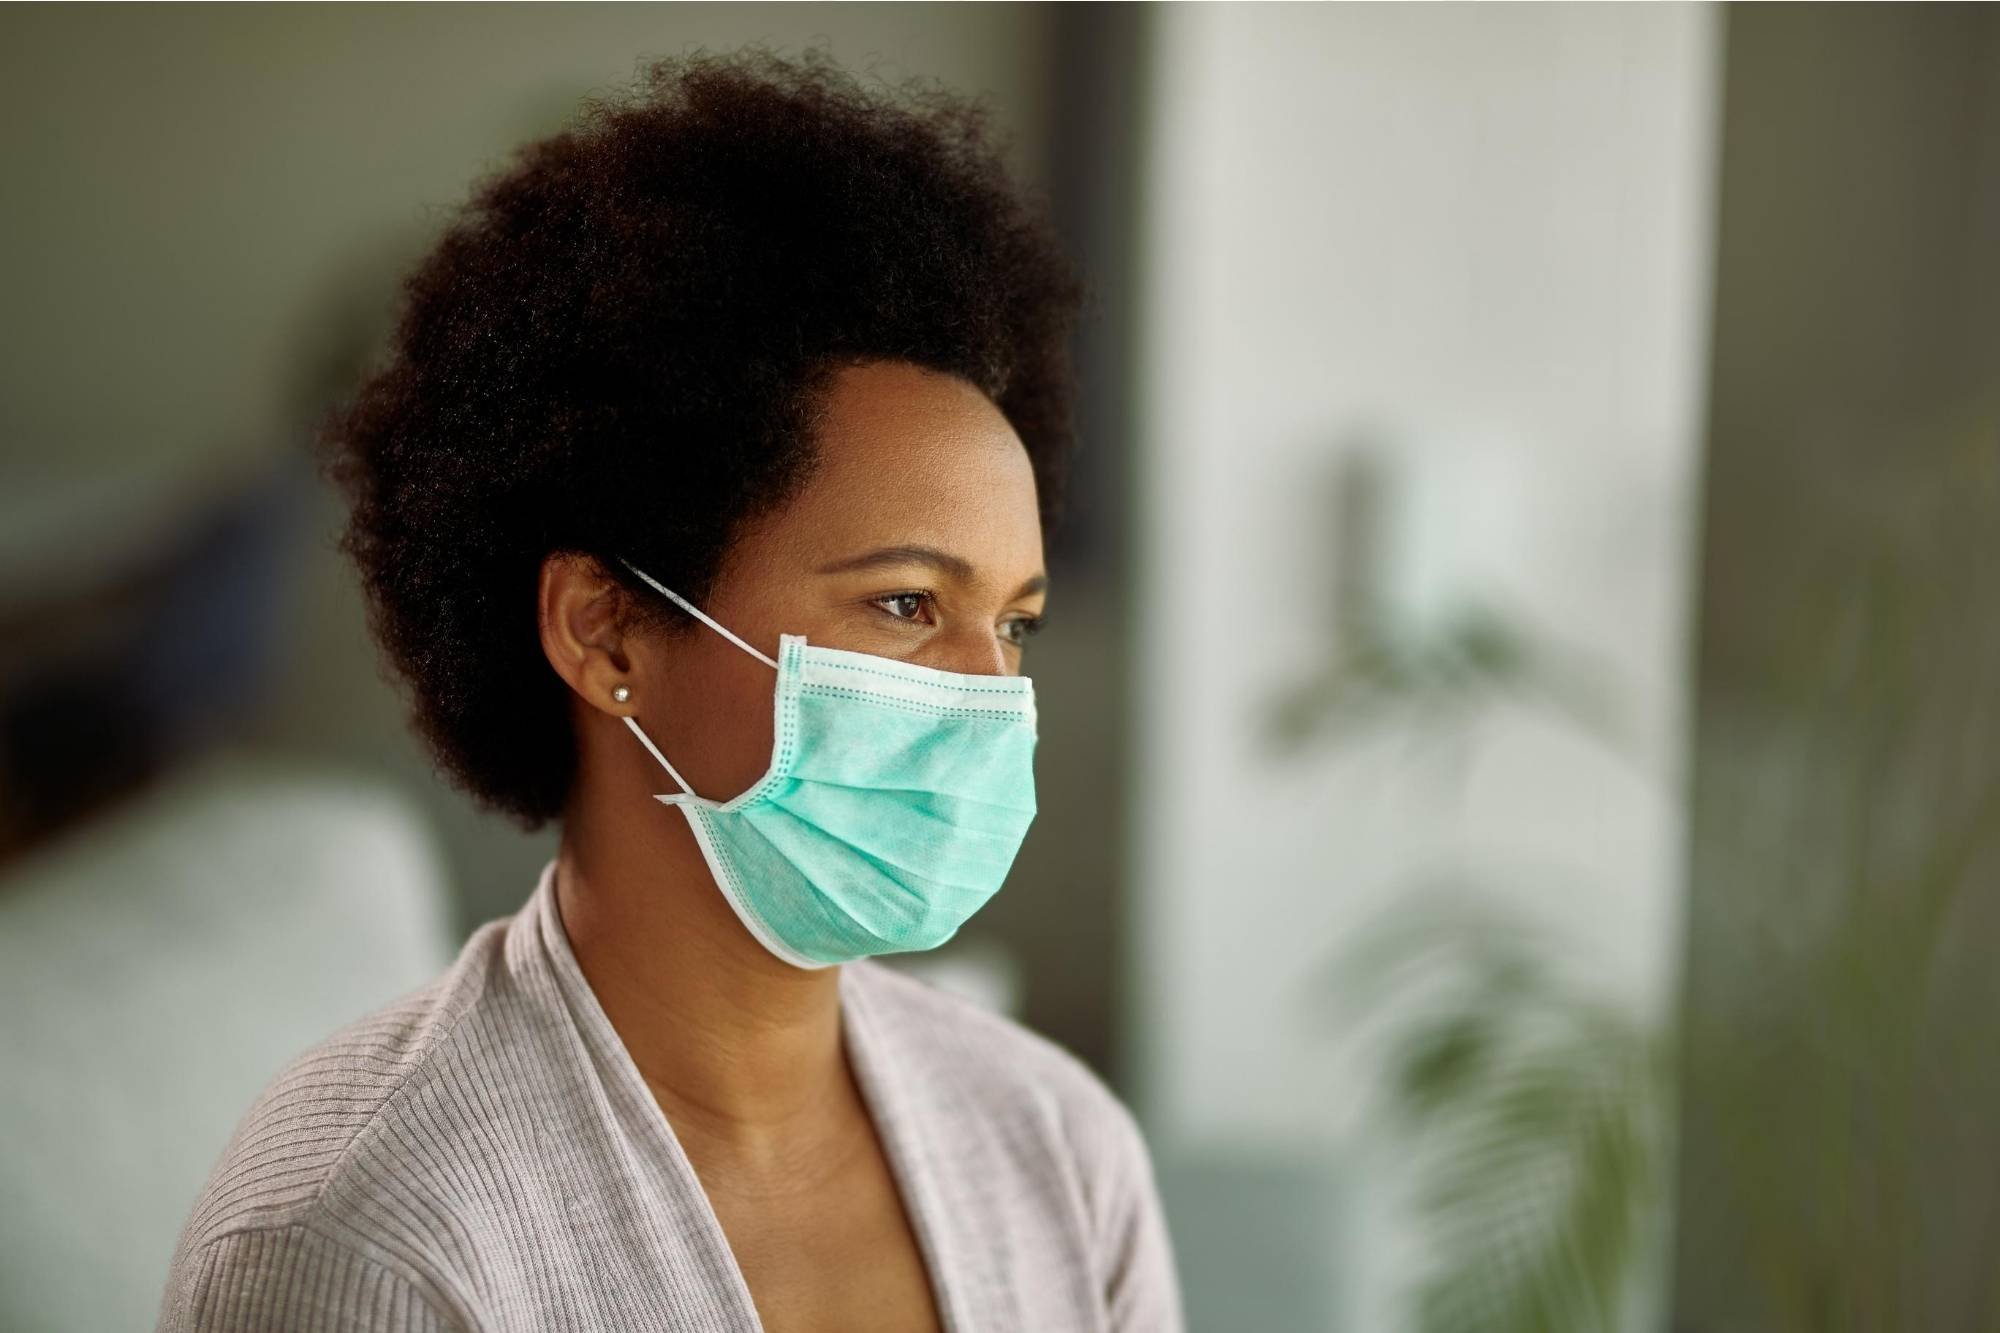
[0,748,456,1333]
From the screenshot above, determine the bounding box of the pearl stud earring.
[611,685,631,704]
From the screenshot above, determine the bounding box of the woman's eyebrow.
[816,544,1047,600]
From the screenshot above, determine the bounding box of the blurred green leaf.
[1299,418,2000,1333]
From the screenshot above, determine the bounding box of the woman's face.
[607,358,1048,805]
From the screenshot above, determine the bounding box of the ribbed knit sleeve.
[1087,1093,1185,1333]
[159,1225,461,1333]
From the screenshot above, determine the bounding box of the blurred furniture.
[0,748,456,1332]
[0,447,312,862]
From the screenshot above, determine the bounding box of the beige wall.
[1,4,1053,470]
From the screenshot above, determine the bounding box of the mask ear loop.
[614,556,781,805]
[622,714,700,806]
[617,557,778,670]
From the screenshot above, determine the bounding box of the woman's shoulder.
[162,916,512,1291]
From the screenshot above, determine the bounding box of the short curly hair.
[318,45,1090,830]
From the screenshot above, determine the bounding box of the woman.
[156,46,1183,1333]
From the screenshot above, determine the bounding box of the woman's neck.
[551,813,857,1169]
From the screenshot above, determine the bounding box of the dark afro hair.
[318,44,1090,831]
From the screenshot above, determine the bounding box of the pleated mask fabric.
[615,558,1039,969]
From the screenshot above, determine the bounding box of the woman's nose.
[926,624,1012,678]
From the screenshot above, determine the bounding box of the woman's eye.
[876,592,931,622]
[1001,616,1046,646]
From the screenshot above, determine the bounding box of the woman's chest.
[438,1071,1108,1331]
[705,1138,943,1333]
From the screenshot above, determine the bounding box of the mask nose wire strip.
[618,557,780,671]
[622,714,698,803]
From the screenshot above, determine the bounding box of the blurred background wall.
[1673,6,2000,1331]
[1131,5,1718,1326]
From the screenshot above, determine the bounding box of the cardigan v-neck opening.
[530,857,970,1333]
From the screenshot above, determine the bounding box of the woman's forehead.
[777,363,1044,560]
[811,361,1021,465]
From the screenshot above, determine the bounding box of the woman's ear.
[538,554,638,716]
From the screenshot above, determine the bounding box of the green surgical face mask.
[615,558,1039,970]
